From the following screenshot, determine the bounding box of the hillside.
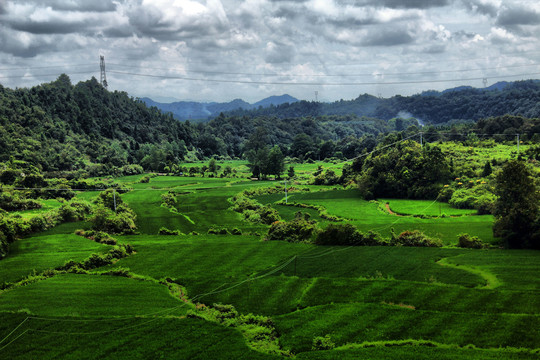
[224,80,540,124]
[0,75,196,175]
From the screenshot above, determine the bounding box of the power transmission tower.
[100,55,108,89]
[315,91,318,102]
[483,78,487,88]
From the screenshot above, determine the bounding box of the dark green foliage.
[89,203,137,234]
[315,223,385,246]
[457,233,488,249]
[287,166,295,179]
[158,227,181,235]
[493,160,540,249]
[265,212,316,243]
[481,160,492,177]
[57,199,92,222]
[391,230,443,247]
[0,191,42,211]
[312,335,335,351]
[313,169,340,185]
[356,140,452,199]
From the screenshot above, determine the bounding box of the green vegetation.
[1,77,540,358]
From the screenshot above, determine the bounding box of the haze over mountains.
[142,80,540,124]
[142,94,299,121]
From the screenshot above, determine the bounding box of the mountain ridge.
[142,94,299,121]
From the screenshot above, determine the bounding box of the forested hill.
[0,75,401,175]
[225,80,540,124]
[0,75,194,174]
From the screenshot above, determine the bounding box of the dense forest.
[1,76,540,179]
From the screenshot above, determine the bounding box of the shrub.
[266,212,316,243]
[158,227,181,235]
[315,223,386,246]
[139,176,151,183]
[458,233,488,249]
[391,230,442,247]
[89,204,137,234]
[312,335,335,351]
[231,228,242,235]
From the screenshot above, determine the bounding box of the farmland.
[1,157,539,359]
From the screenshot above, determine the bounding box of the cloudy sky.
[1,0,539,103]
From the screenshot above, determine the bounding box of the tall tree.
[267,146,285,179]
[493,160,540,249]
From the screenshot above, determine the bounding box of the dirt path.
[385,203,402,216]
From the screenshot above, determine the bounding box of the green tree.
[481,160,492,177]
[493,160,540,249]
[267,146,285,179]
[208,158,219,175]
[287,166,295,179]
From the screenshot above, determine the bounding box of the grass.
[0,274,185,317]
[382,198,477,217]
[0,234,108,285]
[9,199,64,220]
[274,302,540,353]
[0,313,277,359]
[283,189,496,244]
[2,166,539,358]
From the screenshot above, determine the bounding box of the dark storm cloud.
[20,0,118,12]
[0,26,83,57]
[9,18,94,35]
[126,3,228,42]
[496,6,540,27]
[361,28,414,46]
[356,0,450,9]
[460,0,498,17]
[0,0,6,14]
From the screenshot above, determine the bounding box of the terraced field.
[1,174,539,359]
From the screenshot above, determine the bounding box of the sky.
[1,0,540,103]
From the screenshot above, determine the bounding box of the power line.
[107,69,540,86]
[107,62,540,78]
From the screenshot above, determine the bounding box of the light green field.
[382,198,477,216]
[0,234,107,285]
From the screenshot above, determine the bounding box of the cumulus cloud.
[460,0,499,17]
[1,0,540,102]
[496,5,540,27]
[126,0,229,41]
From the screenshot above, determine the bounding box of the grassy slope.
[1,171,539,359]
[0,234,108,284]
[284,189,495,244]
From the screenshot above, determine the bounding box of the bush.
[266,212,316,243]
[89,204,137,234]
[458,233,488,249]
[312,335,335,350]
[158,227,181,235]
[315,223,386,246]
[231,228,242,235]
[139,176,150,183]
[391,230,442,247]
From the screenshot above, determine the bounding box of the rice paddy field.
[1,170,539,359]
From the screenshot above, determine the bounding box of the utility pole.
[113,188,117,212]
[420,132,423,148]
[100,55,108,89]
[284,180,288,204]
[315,91,318,102]
[517,134,520,155]
[483,78,488,88]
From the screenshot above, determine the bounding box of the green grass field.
[1,170,539,359]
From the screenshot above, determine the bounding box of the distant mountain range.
[141,94,299,121]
